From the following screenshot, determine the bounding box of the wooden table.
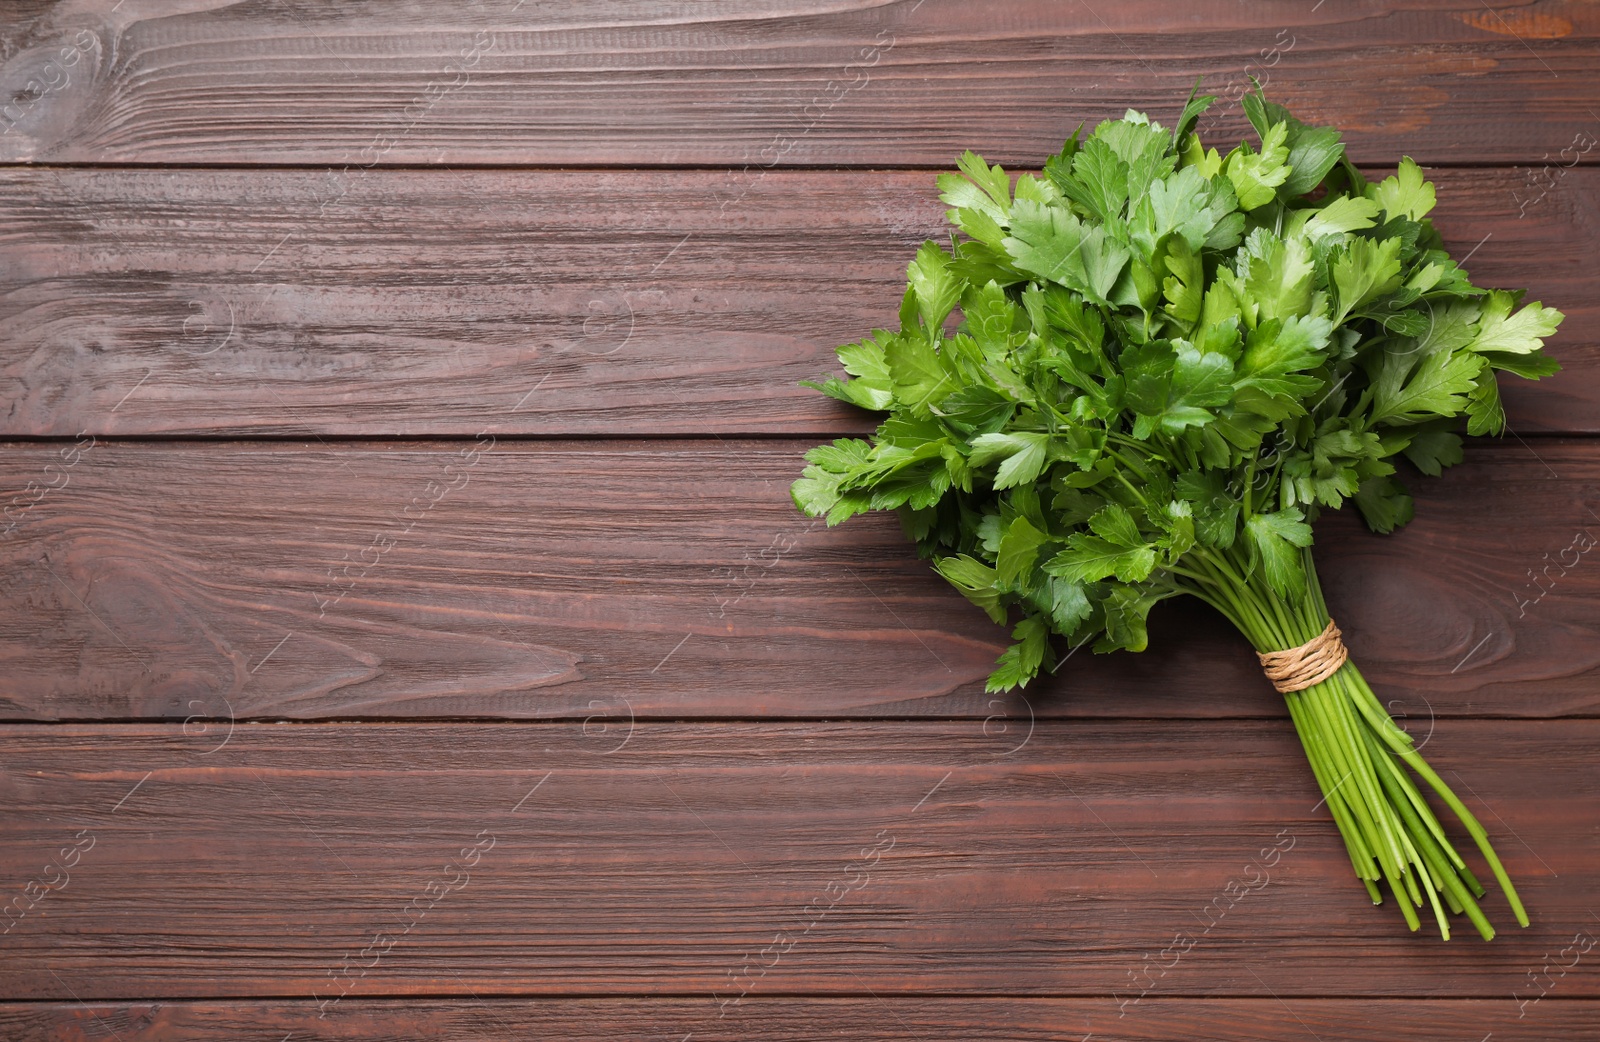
[2,3,1597,1039]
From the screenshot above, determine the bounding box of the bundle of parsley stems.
[1188,531,1521,939]
[793,87,1561,938]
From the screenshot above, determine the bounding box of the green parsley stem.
[1220,551,1528,938]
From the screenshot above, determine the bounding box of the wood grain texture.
[3,998,1598,1041]
[0,1,1597,166]
[0,166,1594,437]
[0,721,1594,1000]
[2,0,1596,1028]
[1,440,1596,722]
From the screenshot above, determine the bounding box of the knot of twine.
[1257,619,1348,694]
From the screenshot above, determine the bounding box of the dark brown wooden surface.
[3,1,1597,1039]
[0,722,1595,1001]
[0,1,1597,166]
[1,166,1595,436]
[4,999,1600,1042]
[2,440,1598,722]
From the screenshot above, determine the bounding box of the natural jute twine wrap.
[1257,619,1348,694]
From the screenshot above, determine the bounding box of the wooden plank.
[0,721,1594,1000]
[4,998,1599,1041]
[1,440,1596,722]
[0,1,1597,166]
[0,166,1594,437]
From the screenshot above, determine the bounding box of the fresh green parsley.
[793,86,1562,940]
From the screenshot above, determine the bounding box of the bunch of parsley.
[792,88,1562,939]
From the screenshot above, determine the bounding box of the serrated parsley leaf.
[940,150,1012,225]
[969,431,1052,489]
[986,614,1051,692]
[1003,200,1129,305]
[1225,121,1291,210]
[884,331,951,414]
[1096,584,1166,653]
[996,515,1051,587]
[1161,237,1204,327]
[1465,367,1506,436]
[1279,121,1345,197]
[907,242,963,330]
[1088,502,1142,547]
[1468,291,1564,355]
[1160,499,1197,559]
[1370,157,1436,221]
[1371,348,1484,424]
[1300,195,1380,241]
[1245,509,1313,597]
[803,333,897,411]
[1003,200,1087,285]
[1332,235,1404,324]
[1044,533,1157,584]
[1399,428,1463,476]
[1352,475,1416,534]
[1173,341,1235,406]
[935,554,1009,624]
[1240,229,1316,323]
[1236,315,1330,399]
[1477,351,1560,379]
[1046,576,1093,632]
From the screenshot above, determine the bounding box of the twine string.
[1257,619,1348,694]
